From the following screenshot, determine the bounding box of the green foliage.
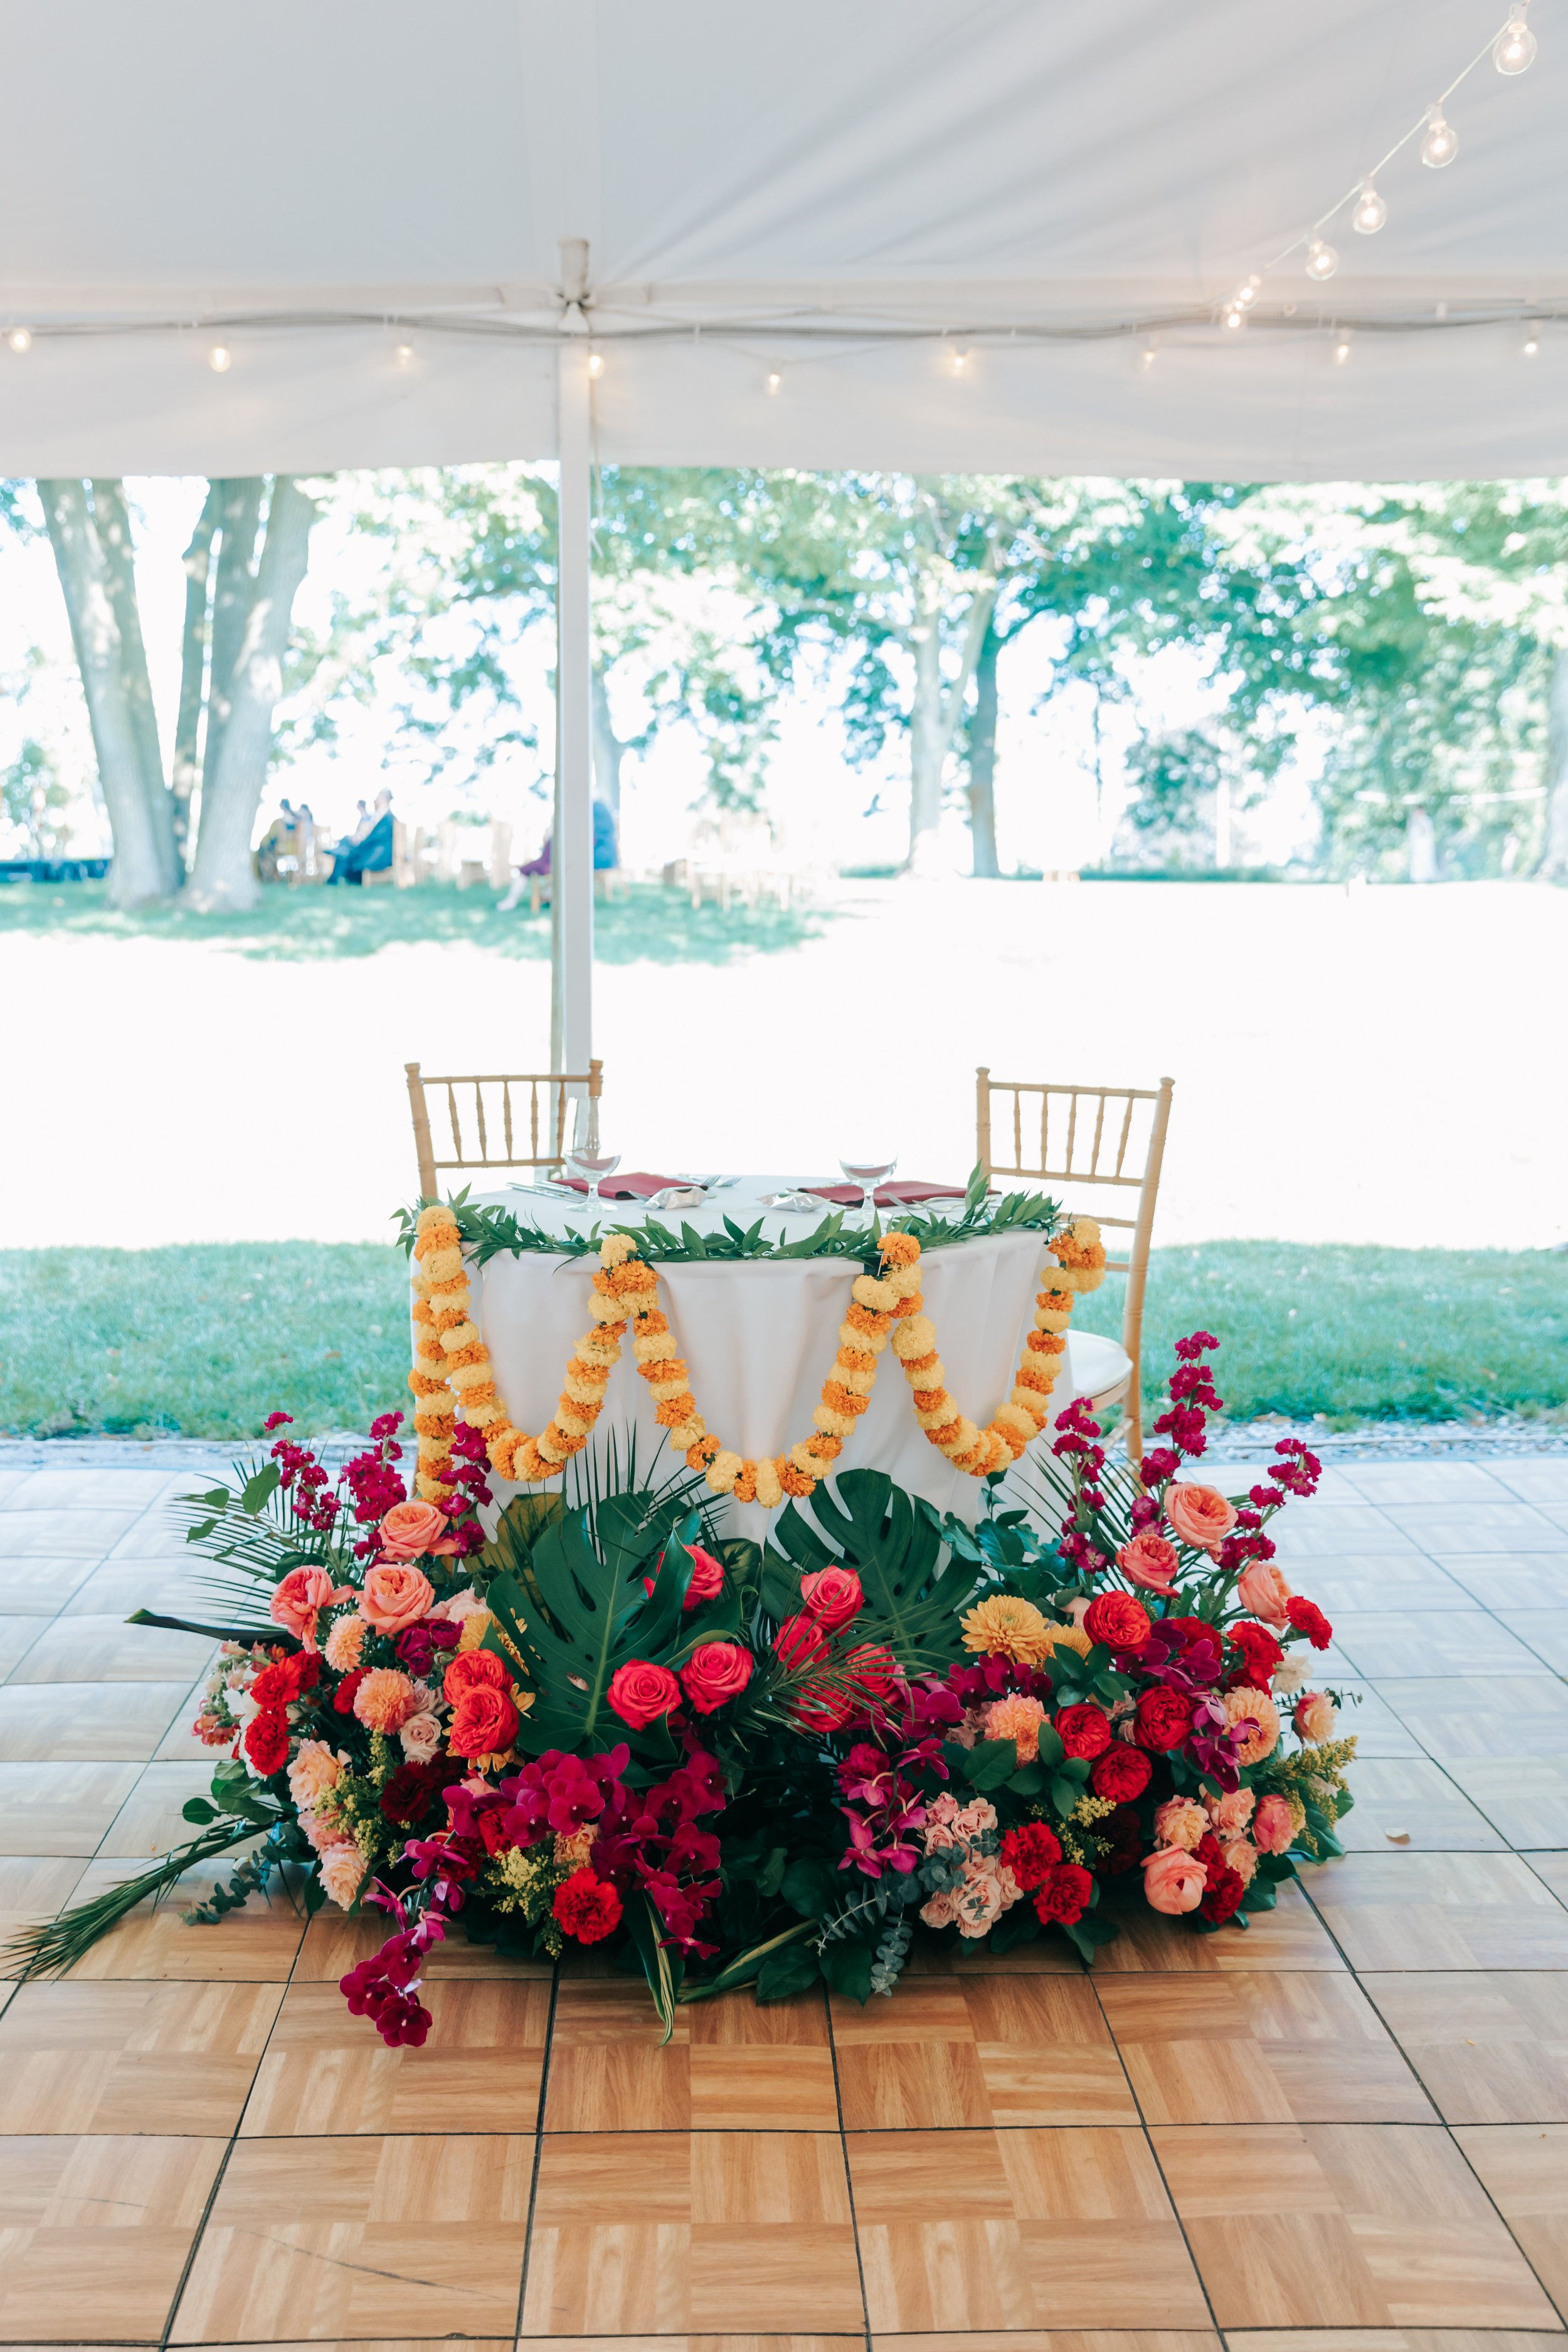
[763,1469,983,1672]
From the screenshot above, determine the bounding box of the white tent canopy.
[3,0,1565,481]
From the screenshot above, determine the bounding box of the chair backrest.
[405,1060,603,1198]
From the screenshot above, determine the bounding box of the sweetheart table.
[462,1174,1132,1540]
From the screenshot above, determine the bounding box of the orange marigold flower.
[639,1359,687,1385]
[1025,1329,1066,1353]
[901,1350,940,1376]
[926,1417,962,1448]
[911,1387,948,1412]
[805,1433,843,1461]
[835,1347,878,1376]
[891,1291,924,1318]
[686,1436,720,1469]
[845,1303,890,1338]
[733,1463,758,1503]
[879,1232,922,1266]
[778,1462,817,1496]
[821,1381,869,1417]
[654,1394,697,1428]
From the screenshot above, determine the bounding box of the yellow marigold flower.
[960,1594,1052,1664]
[851,1274,899,1313]
[600,1234,637,1266]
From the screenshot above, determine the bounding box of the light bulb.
[1305,238,1340,283]
[1523,326,1541,357]
[6,326,31,354]
[1421,107,1458,167]
[1222,304,1245,331]
[586,350,605,379]
[1236,274,1261,309]
[1352,182,1387,235]
[765,368,782,395]
[393,342,415,369]
[1333,332,1352,366]
[949,342,970,374]
[1495,8,1536,73]
[207,344,231,373]
[1137,341,1157,373]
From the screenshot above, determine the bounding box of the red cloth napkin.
[555,1171,688,1200]
[803,1179,968,1207]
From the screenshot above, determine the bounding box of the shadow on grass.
[0,879,830,965]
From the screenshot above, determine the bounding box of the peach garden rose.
[1164,1483,1238,1552]
[1143,1846,1207,1914]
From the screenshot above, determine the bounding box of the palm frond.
[1,1818,260,1982]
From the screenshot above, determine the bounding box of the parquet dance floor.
[1,1450,1567,2346]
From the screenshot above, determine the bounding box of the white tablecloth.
[464,1174,1130,1539]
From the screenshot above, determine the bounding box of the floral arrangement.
[6,1256,1354,2037]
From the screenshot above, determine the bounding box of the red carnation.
[379,1760,451,1826]
[1287,1596,1333,1651]
[999,1820,1062,1890]
[1134,1688,1193,1752]
[1227,1620,1283,1687]
[334,1668,369,1715]
[1083,1592,1150,1652]
[1090,1742,1152,1803]
[243,1707,289,1777]
[1033,1862,1093,1926]
[553,1868,623,1945]
[1200,1862,1245,1924]
[1055,1702,1113,1759]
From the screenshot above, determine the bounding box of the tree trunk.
[202,479,264,798]
[173,485,219,867]
[39,478,178,907]
[965,615,1002,878]
[188,479,317,913]
[91,482,166,822]
[1537,646,1568,881]
[904,517,997,876]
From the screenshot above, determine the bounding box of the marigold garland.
[408,1205,1105,1509]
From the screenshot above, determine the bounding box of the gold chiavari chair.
[405,1059,603,1199]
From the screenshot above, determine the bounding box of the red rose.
[1287,1596,1333,1651]
[243,1708,289,1777]
[1055,1702,1112,1759]
[799,1567,864,1633]
[775,1613,828,1668]
[1091,1742,1152,1803]
[1000,1821,1062,1890]
[333,1668,368,1715]
[1226,1620,1283,1687]
[642,1542,726,1610]
[1084,1592,1150,1652]
[679,1641,753,1717]
[785,1681,854,1734]
[553,1867,624,1944]
[448,1683,519,1759]
[1200,1863,1244,1924]
[379,1759,450,1826]
[1135,1688,1193,1752]
[606,1659,681,1729]
[844,1641,899,1701]
[1034,1862,1093,1926]
[442,1648,508,1705]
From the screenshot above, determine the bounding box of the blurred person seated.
[497,797,618,909]
[255,797,297,882]
[326,788,394,886]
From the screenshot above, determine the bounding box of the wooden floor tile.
[1332,1610,1542,1678]
[60,1856,307,1978]
[1308,1851,1568,1969]
[1443,1557,1568,1609]
[295,1905,553,1981]
[522,2340,862,2352]
[1377,1676,1568,1759]
[1444,1756,1568,1848]
[1333,1756,1507,1852]
[241,1978,549,2133]
[0,1555,97,1616]
[1453,2121,1568,2317]
[1094,1875,1345,1972]
[1364,1969,1568,2123]
[847,2126,1210,2331]
[544,1977,691,2131]
[97,1759,235,1859]
[0,1978,280,2132]
[832,1976,1135,2128]
[521,2131,862,2335]
[0,1855,87,1951]
[872,2336,1221,2352]
[688,1986,839,2129]
[0,2132,222,2337]
[0,1508,141,1559]
[1099,1972,1433,2125]
[1155,2121,1557,2328]
[8,1613,215,1685]
[0,1677,190,1761]
[0,1759,140,1858]
[171,2132,534,2340]
[1224,2331,1565,2349]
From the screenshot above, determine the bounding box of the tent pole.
[552,331,595,1132]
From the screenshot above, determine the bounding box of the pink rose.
[1117,1530,1180,1595]
[270,1565,354,1653]
[1253,1793,1295,1854]
[1153,1797,1208,1852]
[398,1710,443,1762]
[1293,1690,1338,1745]
[680,1641,753,1716]
[607,1659,681,1729]
[361,1564,436,1635]
[1165,1483,1239,1553]
[1143,1846,1207,1914]
[1222,1835,1259,1887]
[318,1845,368,1909]
[799,1567,864,1633]
[378,1499,460,1559]
[1237,1562,1293,1626]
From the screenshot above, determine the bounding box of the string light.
[1333,331,1353,366]
[1352,182,1387,235]
[948,341,971,374]
[586,349,605,379]
[1136,340,1157,373]
[1494,5,1537,73]
[1421,107,1459,167]
[1222,303,1246,332]
[765,366,783,395]
[1305,238,1340,282]
[6,327,31,354]
[1522,324,1541,356]
[393,342,415,369]
[207,344,231,373]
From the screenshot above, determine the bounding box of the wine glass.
[567,1147,620,1214]
[839,1152,897,1215]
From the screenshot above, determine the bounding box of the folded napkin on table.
[554,1172,689,1200]
[803,1179,968,1207]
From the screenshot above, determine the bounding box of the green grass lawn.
[0,878,827,964]
[2,1239,1563,1441]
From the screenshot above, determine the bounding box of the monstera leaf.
[763,1470,983,1671]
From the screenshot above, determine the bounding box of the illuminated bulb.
[1523,326,1541,357]
[1222,304,1245,331]
[207,344,231,373]
[6,326,31,353]
[949,342,970,374]
[1305,238,1340,283]
[1352,181,1387,235]
[1333,332,1352,366]
[1494,7,1536,73]
[1421,107,1458,167]
[1137,341,1157,373]
[586,349,605,379]
[393,342,415,369]
[765,367,782,395]
[1236,274,1261,309]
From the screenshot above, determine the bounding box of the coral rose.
[1116,1532,1180,1595]
[1091,1742,1152,1803]
[680,1641,753,1716]
[319,1843,369,1909]
[1083,1592,1151,1651]
[1135,1687,1192,1752]
[448,1683,519,1759]
[1143,1846,1207,1914]
[352,1668,421,1734]
[1165,1483,1238,1553]
[799,1567,864,1632]
[270,1565,353,1653]
[287,1739,343,1809]
[378,1499,460,1559]
[1153,1797,1208,1851]
[606,1659,681,1730]
[1208,1786,1256,1836]
[1224,1684,1281,1765]
[1293,1689,1338,1745]
[643,1542,726,1610]
[1252,1792,1297,1854]
[361,1564,436,1636]
[1237,1562,1293,1626]
[1055,1702,1113,1759]
[443,1649,507,1705]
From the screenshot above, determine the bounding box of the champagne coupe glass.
[567,1147,620,1215]
[839,1152,897,1215]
